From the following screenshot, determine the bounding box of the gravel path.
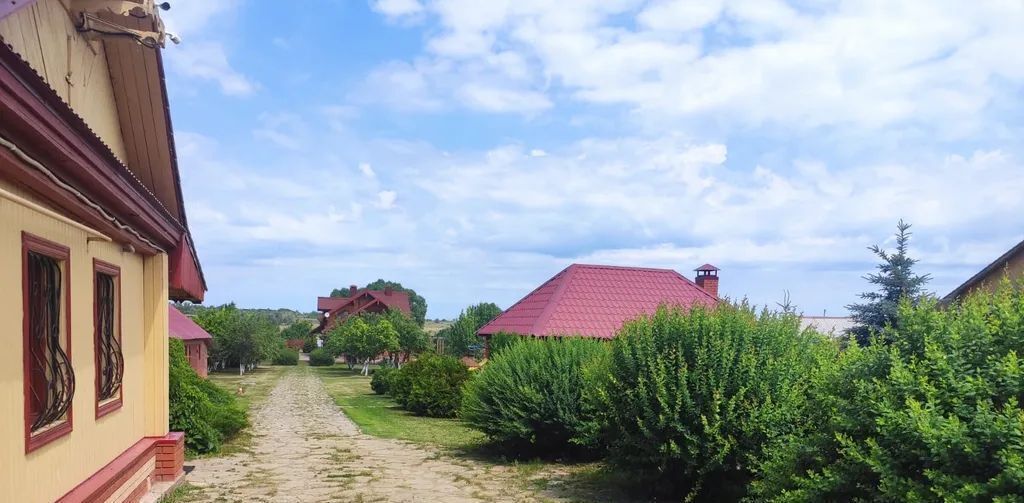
[185,366,538,503]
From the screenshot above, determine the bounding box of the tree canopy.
[331,279,427,327]
[193,303,281,371]
[325,315,400,375]
[438,302,503,357]
[847,220,932,345]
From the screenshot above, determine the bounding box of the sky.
[160,0,1024,319]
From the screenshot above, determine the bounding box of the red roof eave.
[168,233,205,302]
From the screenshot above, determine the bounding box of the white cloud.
[376,190,398,209]
[359,163,376,178]
[166,43,256,96]
[252,112,307,150]
[372,0,424,18]
[363,0,1024,131]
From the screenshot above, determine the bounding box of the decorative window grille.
[26,251,75,432]
[95,269,123,404]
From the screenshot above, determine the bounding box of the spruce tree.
[847,220,931,345]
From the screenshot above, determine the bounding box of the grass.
[312,365,486,450]
[197,365,287,457]
[157,483,202,503]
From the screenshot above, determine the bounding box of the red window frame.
[22,232,73,453]
[94,259,123,419]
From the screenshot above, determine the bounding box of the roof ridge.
[570,263,679,273]
[531,264,579,334]
[477,264,573,334]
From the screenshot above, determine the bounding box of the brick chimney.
[349,284,358,296]
[694,264,720,298]
[384,286,393,296]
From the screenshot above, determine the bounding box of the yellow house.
[0,1,205,501]
[944,238,1024,302]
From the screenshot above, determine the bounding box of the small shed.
[169,305,213,377]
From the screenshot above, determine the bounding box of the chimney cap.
[695,263,720,272]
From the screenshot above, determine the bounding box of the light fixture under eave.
[71,0,173,49]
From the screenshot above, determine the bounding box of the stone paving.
[185,366,539,503]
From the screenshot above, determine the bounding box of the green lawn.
[312,365,486,450]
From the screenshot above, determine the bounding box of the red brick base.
[57,431,186,502]
[154,431,185,482]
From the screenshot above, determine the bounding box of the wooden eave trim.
[0,41,183,250]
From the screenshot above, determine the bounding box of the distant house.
[944,238,1024,302]
[315,285,413,333]
[477,263,721,356]
[169,306,213,378]
[800,316,855,336]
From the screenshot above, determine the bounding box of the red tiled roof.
[168,305,212,342]
[317,290,412,315]
[478,264,718,339]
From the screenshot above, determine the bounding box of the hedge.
[601,304,834,499]
[751,280,1024,501]
[308,348,335,366]
[461,337,609,455]
[392,353,470,417]
[272,348,299,366]
[168,338,248,453]
[371,367,397,395]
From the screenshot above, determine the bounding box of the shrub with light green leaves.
[602,303,834,500]
[751,279,1024,502]
[461,337,609,455]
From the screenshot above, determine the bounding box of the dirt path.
[185,366,541,503]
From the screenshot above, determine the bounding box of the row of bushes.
[168,338,248,454]
[460,284,1024,500]
[372,353,472,417]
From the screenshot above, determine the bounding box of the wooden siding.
[0,0,129,163]
[0,177,168,503]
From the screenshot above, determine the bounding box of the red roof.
[478,264,718,339]
[168,305,213,343]
[317,289,412,315]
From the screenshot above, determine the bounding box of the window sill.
[26,419,72,454]
[96,398,123,419]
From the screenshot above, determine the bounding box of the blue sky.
[161,0,1024,319]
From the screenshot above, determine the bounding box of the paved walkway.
[185,366,538,503]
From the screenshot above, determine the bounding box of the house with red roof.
[315,285,412,334]
[168,306,213,378]
[477,264,721,356]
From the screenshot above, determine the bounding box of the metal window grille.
[27,252,75,432]
[96,272,123,401]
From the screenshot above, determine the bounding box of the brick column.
[153,432,184,482]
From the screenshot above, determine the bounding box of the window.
[94,260,123,418]
[22,233,74,452]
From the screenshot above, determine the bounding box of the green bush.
[168,339,248,453]
[461,337,609,455]
[371,367,397,395]
[272,348,299,366]
[308,348,335,366]
[751,281,1024,502]
[487,332,523,357]
[393,353,471,417]
[602,304,834,500]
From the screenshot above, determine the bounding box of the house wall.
[967,252,1024,298]
[0,178,169,502]
[0,0,129,162]
[184,340,208,378]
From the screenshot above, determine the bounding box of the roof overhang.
[0,37,205,300]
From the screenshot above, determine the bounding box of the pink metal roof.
[168,305,213,342]
[478,264,718,339]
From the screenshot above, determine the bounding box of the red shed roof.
[168,305,212,343]
[478,264,718,339]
